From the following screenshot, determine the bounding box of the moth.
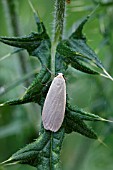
[42,73,66,132]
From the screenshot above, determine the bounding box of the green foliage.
[2,128,64,169]
[0,1,113,170]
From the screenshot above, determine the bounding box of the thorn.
[0,158,12,165]
[103,68,113,81]
[100,71,113,81]
[28,0,36,14]
[97,138,110,149]
[42,64,53,75]
[28,0,40,20]
[88,4,100,17]
[22,86,27,90]
[0,49,23,62]
[100,67,113,81]
[101,118,113,123]
[0,103,5,107]
[28,0,42,29]
[100,73,110,79]
[0,53,11,62]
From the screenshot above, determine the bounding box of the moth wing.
[42,76,66,132]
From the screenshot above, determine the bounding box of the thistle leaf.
[56,15,113,80]
[0,31,51,67]
[0,12,51,106]
[1,127,65,169]
[69,15,89,39]
[65,116,97,139]
[67,104,113,122]
[71,58,99,75]
[57,38,103,75]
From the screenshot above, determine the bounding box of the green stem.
[51,0,66,75]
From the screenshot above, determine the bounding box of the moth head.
[57,73,64,78]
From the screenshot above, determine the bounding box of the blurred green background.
[0,0,113,170]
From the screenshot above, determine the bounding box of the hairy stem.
[51,0,66,75]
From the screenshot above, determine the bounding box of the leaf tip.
[0,53,11,62]
[28,0,41,20]
[97,138,109,149]
[0,103,5,107]
[0,158,12,165]
[28,0,35,14]
[0,157,20,166]
[100,68,113,81]
[101,118,113,123]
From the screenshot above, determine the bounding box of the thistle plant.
[0,0,113,170]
